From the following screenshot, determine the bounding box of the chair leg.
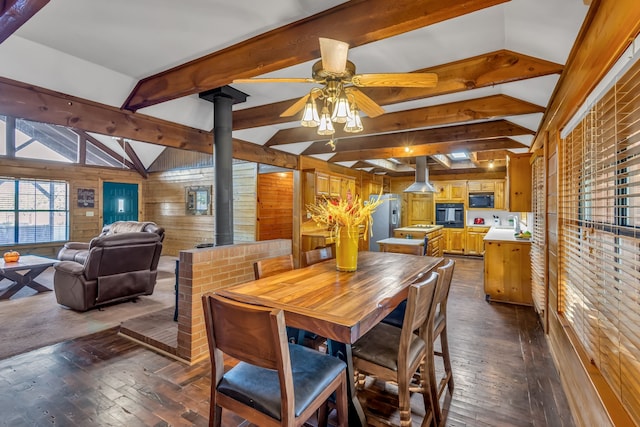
[419,358,436,427]
[440,326,454,394]
[429,348,442,426]
[335,373,349,427]
[398,372,412,427]
[317,403,329,427]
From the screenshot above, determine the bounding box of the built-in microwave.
[469,192,494,208]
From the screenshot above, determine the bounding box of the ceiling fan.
[233,38,438,138]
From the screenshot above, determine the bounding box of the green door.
[102,182,138,225]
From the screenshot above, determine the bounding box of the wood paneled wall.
[257,171,293,241]
[144,162,257,255]
[0,157,143,258]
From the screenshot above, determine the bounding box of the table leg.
[0,266,52,299]
[327,340,367,427]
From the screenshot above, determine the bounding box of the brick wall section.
[176,239,292,363]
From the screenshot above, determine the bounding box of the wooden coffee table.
[0,255,57,300]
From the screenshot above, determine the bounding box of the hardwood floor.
[0,256,574,427]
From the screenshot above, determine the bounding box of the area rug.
[0,256,177,360]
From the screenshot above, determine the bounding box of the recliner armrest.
[62,242,90,250]
[54,260,86,276]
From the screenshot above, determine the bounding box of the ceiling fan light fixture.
[331,92,352,123]
[344,106,363,133]
[317,106,335,136]
[300,98,320,127]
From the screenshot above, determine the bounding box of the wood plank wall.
[233,163,258,243]
[257,171,293,241]
[144,162,257,255]
[0,157,143,258]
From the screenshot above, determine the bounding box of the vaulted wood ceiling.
[0,0,591,176]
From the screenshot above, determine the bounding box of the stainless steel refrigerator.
[368,194,401,251]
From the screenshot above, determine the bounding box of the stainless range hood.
[404,156,436,193]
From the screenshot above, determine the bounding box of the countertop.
[394,225,443,233]
[376,237,425,246]
[484,226,531,243]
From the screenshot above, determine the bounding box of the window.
[560,54,640,423]
[0,178,69,245]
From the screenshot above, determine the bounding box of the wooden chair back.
[202,293,348,427]
[202,293,294,423]
[401,271,439,350]
[434,259,455,327]
[304,247,333,266]
[254,254,294,279]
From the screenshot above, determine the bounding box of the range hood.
[404,156,436,193]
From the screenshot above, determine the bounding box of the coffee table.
[0,255,57,300]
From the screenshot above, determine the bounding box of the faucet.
[509,215,521,234]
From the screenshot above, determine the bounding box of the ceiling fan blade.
[345,87,385,118]
[233,77,315,84]
[319,37,349,74]
[351,73,438,88]
[280,93,310,117]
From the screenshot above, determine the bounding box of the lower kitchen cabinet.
[443,228,465,254]
[484,240,532,305]
[466,226,490,255]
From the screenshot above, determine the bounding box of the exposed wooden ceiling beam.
[74,130,138,172]
[118,138,148,178]
[236,50,560,131]
[122,0,509,111]
[303,120,533,156]
[431,154,452,169]
[327,137,525,162]
[266,94,543,146]
[475,150,509,161]
[0,76,212,152]
[232,139,298,170]
[0,0,49,44]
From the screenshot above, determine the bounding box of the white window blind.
[531,154,546,315]
[560,56,640,424]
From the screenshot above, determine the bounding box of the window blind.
[560,56,640,424]
[531,154,546,315]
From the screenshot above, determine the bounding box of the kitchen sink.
[492,225,516,230]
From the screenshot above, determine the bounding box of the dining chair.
[351,271,439,427]
[254,254,317,348]
[254,254,295,279]
[201,293,348,427]
[303,246,333,266]
[429,258,456,425]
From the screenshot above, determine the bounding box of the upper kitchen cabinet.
[433,181,466,202]
[507,153,532,212]
[407,193,434,225]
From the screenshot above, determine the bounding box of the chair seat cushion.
[217,343,345,420]
[352,322,426,372]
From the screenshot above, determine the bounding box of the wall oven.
[468,192,494,209]
[435,203,464,228]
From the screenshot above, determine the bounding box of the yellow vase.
[336,226,359,272]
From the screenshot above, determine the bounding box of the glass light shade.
[317,107,335,135]
[300,98,320,127]
[344,108,363,133]
[330,94,352,123]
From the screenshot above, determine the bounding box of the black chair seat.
[380,300,406,328]
[218,343,346,420]
[352,322,426,372]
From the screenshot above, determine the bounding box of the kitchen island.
[393,225,443,257]
[483,226,532,305]
[376,237,425,255]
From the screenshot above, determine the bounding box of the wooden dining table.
[216,251,444,426]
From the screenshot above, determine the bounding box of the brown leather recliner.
[53,231,163,311]
[57,221,165,264]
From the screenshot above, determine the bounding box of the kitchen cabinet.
[433,181,466,202]
[316,172,330,196]
[484,239,532,305]
[494,180,505,210]
[329,175,342,197]
[408,193,434,225]
[468,181,495,192]
[342,177,356,199]
[466,226,490,255]
[507,153,532,212]
[392,226,443,257]
[443,228,465,254]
